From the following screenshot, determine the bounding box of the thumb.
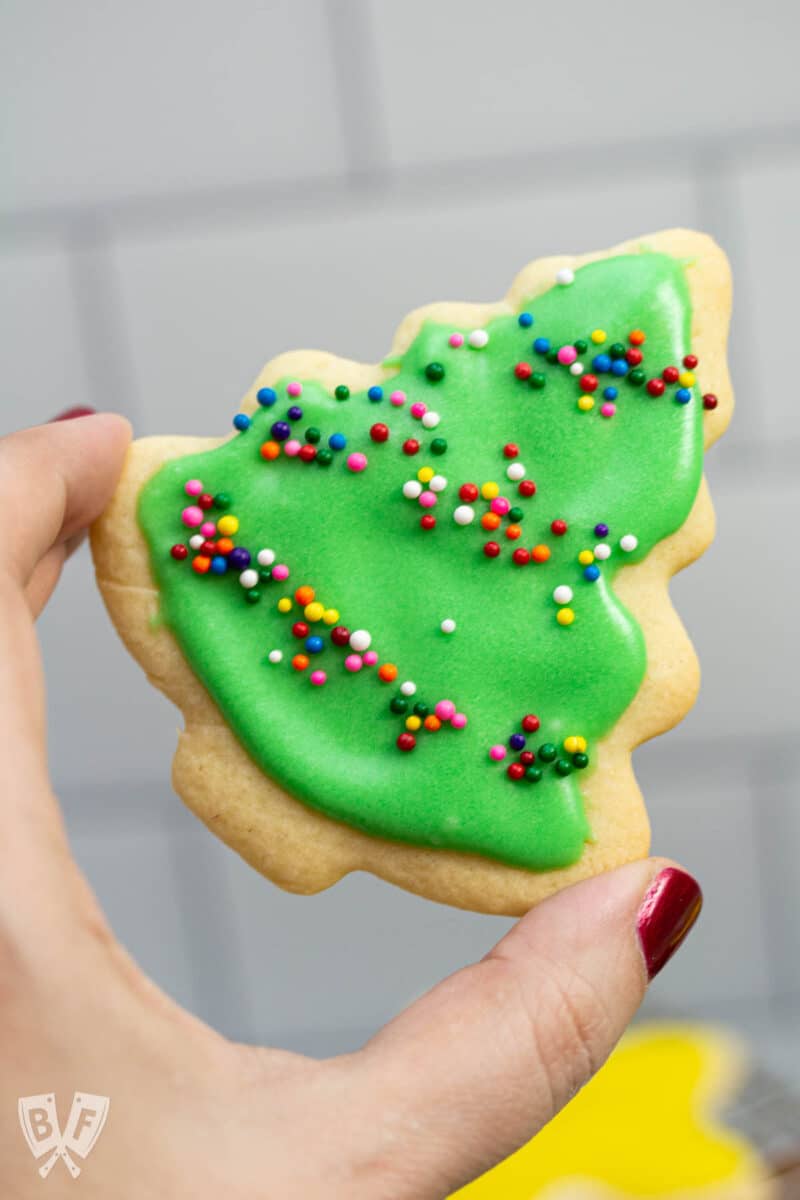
[343,859,701,1199]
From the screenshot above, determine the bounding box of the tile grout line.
[324,0,389,179]
[64,216,143,426]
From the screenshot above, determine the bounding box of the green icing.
[138,251,704,872]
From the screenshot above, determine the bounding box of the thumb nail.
[50,406,97,422]
[637,867,703,980]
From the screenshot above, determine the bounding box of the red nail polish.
[50,406,96,422]
[637,867,703,980]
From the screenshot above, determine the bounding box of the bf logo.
[18,1093,110,1179]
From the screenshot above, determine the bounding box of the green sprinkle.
[213,492,231,510]
[245,589,261,605]
[530,372,546,390]
[305,426,321,444]
[555,758,573,776]
[390,696,408,715]
[425,362,445,382]
[316,447,333,466]
[537,742,557,763]
[335,385,350,401]
[430,437,447,455]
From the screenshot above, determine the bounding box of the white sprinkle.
[239,568,259,589]
[440,618,456,635]
[569,362,584,376]
[257,548,276,567]
[403,479,423,500]
[400,680,417,697]
[556,267,575,286]
[594,543,611,560]
[422,410,441,429]
[268,649,283,664]
[506,462,525,481]
[620,534,638,553]
[553,585,574,606]
[468,329,489,349]
[453,504,475,526]
[349,629,371,653]
[429,474,448,492]
[189,534,204,550]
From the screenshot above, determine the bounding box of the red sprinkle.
[579,373,598,393]
[170,544,188,560]
[420,514,436,531]
[646,379,665,398]
[514,362,532,381]
[702,393,718,410]
[402,438,420,456]
[520,750,536,766]
[292,622,309,639]
[459,482,479,502]
[397,732,416,752]
[298,443,317,462]
[200,540,216,557]
[512,547,531,566]
[507,762,525,781]
[483,541,501,558]
[198,493,214,510]
[503,443,520,458]
[330,626,350,646]
[662,366,680,384]
[518,480,537,498]
[683,354,698,369]
[551,519,568,536]
[522,714,541,732]
[370,423,389,443]
[626,349,643,367]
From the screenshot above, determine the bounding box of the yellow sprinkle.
[304,601,324,622]
[575,736,587,753]
[679,371,695,387]
[556,608,575,627]
[277,597,292,613]
[591,329,606,344]
[564,736,580,754]
[481,481,499,500]
[405,715,422,731]
[577,396,595,412]
[217,515,239,536]
[322,608,339,625]
[417,466,434,484]
[578,550,595,565]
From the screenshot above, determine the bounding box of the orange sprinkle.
[531,544,551,563]
[481,511,501,531]
[378,663,398,683]
[292,654,309,671]
[629,329,646,346]
[192,555,211,574]
[260,440,281,460]
[294,585,315,606]
[505,524,522,540]
[424,715,442,732]
[216,537,234,555]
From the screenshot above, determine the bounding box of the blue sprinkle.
[584,564,601,582]
[533,337,550,355]
[256,387,277,406]
[610,360,629,377]
[675,388,692,404]
[592,354,612,373]
[210,556,228,574]
[233,413,251,431]
[328,432,347,451]
[603,386,618,401]
[518,312,534,328]
[305,635,324,654]
[368,386,384,402]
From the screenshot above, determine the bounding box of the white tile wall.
[1,0,798,1079]
[112,170,697,435]
[369,0,800,169]
[0,1,347,214]
[0,242,91,428]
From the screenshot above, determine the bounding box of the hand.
[0,412,702,1199]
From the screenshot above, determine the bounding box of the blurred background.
[1,0,798,1121]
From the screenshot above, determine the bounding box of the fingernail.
[50,406,96,422]
[637,867,703,980]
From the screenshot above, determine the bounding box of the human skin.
[0,411,701,1199]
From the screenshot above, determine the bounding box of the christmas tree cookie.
[449,1023,775,1199]
[91,230,732,914]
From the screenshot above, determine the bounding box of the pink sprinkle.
[287,381,302,398]
[489,744,506,761]
[272,564,290,581]
[347,452,368,472]
[310,670,327,686]
[181,506,204,528]
[435,700,456,722]
[418,490,437,509]
[284,439,301,457]
[184,479,203,497]
[600,402,616,418]
[200,521,216,538]
[363,650,378,666]
[449,332,464,348]
[410,402,427,419]
[344,654,363,672]
[490,497,510,516]
[390,390,406,407]
[451,713,468,729]
[557,345,578,366]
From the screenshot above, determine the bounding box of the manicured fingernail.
[637,867,702,980]
[50,406,96,422]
